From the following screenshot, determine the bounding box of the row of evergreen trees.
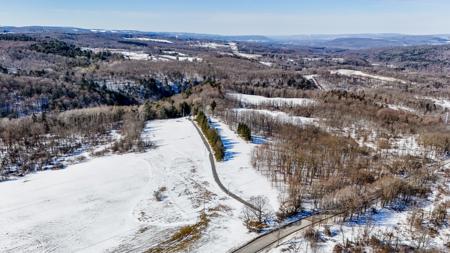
[237,123,252,141]
[195,112,225,161]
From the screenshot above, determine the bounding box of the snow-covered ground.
[303,74,318,80]
[265,159,450,253]
[229,42,262,60]
[331,69,407,84]
[210,117,280,211]
[0,118,258,253]
[260,61,273,67]
[118,51,157,61]
[387,104,417,113]
[160,54,203,62]
[192,42,240,61]
[228,93,316,107]
[194,42,229,49]
[83,47,157,61]
[341,123,428,157]
[124,37,173,44]
[431,98,450,110]
[83,48,201,62]
[232,108,317,126]
[0,155,153,252]
[268,182,450,253]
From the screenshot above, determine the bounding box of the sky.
[0,0,449,35]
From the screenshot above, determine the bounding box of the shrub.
[154,186,167,201]
[324,225,332,237]
[304,227,322,243]
[430,203,448,227]
[237,123,252,141]
[332,244,344,253]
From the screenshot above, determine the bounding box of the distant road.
[311,77,326,90]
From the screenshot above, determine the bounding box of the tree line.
[0,106,152,181]
[195,111,225,161]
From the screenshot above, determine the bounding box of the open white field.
[227,93,315,107]
[330,69,407,84]
[232,108,317,126]
[0,118,256,253]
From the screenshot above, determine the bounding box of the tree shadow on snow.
[252,135,267,145]
[209,120,240,161]
[222,136,240,161]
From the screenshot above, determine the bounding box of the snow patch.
[229,42,262,60]
[232,108,317,126]
[331,69,407,84]
[260,61,273,67]
[124,37,173,44]
[387,104,417,113]
[431,98,450,110]
[195,42,229,49]
[228,93,316,107]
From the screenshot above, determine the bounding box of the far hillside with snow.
[227,93,316,107]
[124,37,173,44]
[233,108,317,126]
[229,42,262,60]
[431,98,450,110]
[331,69,407,84]
[195,42,229,49]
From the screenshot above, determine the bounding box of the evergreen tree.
[179,102,191,117]
[195,111,224,161]
[237,123,252,141]
[210,100,217,115]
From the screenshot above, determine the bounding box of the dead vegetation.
[145,204,231,253]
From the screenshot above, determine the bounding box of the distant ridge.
[2,25,449,49]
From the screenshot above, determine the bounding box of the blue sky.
[0,0,449,35]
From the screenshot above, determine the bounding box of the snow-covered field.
[387,104,417,113]
[124,37,173,44]
[232,108,317,126]
[331,69,407,84]
[0,118,260,253]
[0,154,152,252]
[160,54,203,62]
[193,41,262,61]
[303,74,318,80]
[259,61,273,67]
[431,98,450,110]
[228,93,315,107]
[118,51,158,61]
[83,48,201,62]
[195,42,229,49]
[229,42,262,60]
[210,118,280,211]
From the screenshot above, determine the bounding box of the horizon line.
[1,25,449,38]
